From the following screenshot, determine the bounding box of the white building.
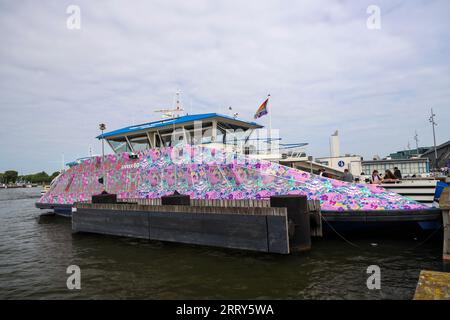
[361,158,430,177]
[315,131,363,176]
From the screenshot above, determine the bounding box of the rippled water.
[0,187,445,299]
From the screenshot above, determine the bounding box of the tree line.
[0,170,60,184]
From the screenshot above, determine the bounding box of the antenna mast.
[414,130,419,155]
[154,91,185,119]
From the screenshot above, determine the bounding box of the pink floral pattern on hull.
[39,146,429,212]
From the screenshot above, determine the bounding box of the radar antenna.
[154,91,185,119]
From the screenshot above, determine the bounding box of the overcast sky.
[0,0,449,174]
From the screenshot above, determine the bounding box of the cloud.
[0,0,449,173]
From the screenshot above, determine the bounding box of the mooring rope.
[406,224,444,251]
[320,215,363,249]
[321,214,444,252]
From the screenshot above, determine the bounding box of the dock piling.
[440,187,450,261]
[270,195,311,252]
[92,192,117,204]
[161,193,190,206]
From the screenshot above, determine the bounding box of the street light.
[99,123,106,191]
[99,123,106,160]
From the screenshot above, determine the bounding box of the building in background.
[315,131,363,176]
[389,147,431,159]
[310,132,448,179]
[361,158,430,177]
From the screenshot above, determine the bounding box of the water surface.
[0,188,444,299]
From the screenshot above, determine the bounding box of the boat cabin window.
[224,128,251,146]
[104,118,257,154]
[129,135,150,152]
[108,138,132,153]
[216,127,225,144]
[158,128,183,147]
[181,122,214,145]
[155,133,162,147]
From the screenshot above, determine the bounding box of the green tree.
[33,171,50,184]
[50,171,60,180]
[3,170,18,184]
[0,172,4,183]
[20,171,51,184]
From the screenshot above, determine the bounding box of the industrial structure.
[420,140,450,170]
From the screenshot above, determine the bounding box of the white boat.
[380,179,439,207]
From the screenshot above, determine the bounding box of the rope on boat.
[407,224,444,251]
[320,215,363,249]
[321,215,444,252]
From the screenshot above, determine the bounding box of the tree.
[0,172,4,183]
[32,171,50,184]
[21,171,51,184]
[50,171,60,180]
[3,170,18,184]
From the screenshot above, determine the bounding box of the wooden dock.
[120,197,322,236]
[72,195,320,254]
[73,203,290,254]
[414,270,450,300]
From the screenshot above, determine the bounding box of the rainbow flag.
[254,97,269,119]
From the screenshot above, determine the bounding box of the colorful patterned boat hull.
[38,146,433,216]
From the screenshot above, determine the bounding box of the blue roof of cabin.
[96,113,263,139]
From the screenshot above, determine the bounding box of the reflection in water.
[0,188,444,299]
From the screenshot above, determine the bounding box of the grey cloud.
[0,0,449,173]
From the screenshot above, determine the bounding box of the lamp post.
[99,123,106,191]
[428,109,438,170]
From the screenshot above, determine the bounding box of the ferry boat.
[36,112,441,228]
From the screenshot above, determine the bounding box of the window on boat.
[183,122,213,145]
[159,129,178,147]
[216,127,225,144]
[201,122,213,144]
[217,122,252,147]
[224,128,248,146]
[155,133,162,147]
[108,138,132,153]
[160,132,172,147]
[171,127,188,146]
[129,135,150,152]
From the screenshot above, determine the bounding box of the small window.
[129,136,150,152]
[108,138,132,154]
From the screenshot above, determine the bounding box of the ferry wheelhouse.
[101,113,263,156]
